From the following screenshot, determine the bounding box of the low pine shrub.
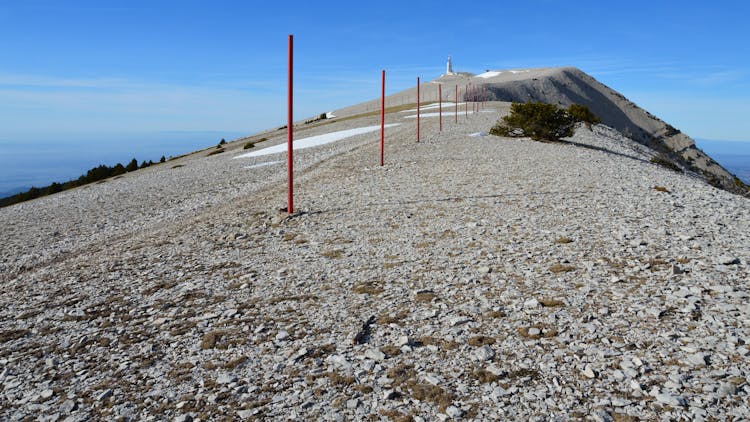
[490,102,575,142]
[490,102,601,141]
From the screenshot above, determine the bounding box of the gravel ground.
[1,103,749,421]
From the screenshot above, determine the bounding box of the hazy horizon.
[1,134,748,198]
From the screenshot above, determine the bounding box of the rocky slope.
[335,67,747,195]
[467,67,745,195]
[1,99,749,421]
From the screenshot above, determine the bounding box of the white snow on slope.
[403,112,449,118]
[399,102,464,113]
[403,109,495,119]
[476,69,529,78]
[476,71,501,78]
[245,161,282,169]
[234,124,401,159]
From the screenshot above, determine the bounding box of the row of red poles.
[415,78,487,143]
[285,35,488,213]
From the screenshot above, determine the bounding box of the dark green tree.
[490,102,575,141]
[125,158,138,172]
[567,104,601,125]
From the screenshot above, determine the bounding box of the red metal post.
[287,34,293,214]
[380,70,385,166]
[438,84,442,132]
[465,84,468,117]
[455,85,458,123]
[417,77,420,143]
[474,85,477,113]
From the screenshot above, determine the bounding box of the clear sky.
[1,0,749,146]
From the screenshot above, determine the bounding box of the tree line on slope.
[0,156,166,208]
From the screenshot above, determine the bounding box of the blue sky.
[1,0,749,148]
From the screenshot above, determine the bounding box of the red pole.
[417,77,420,143]
[438,84,442,132]
[380,70,385,166]
[465,84,468,117]
[455,85,458,123]
[473,85,476,113]
[286,34,293,214]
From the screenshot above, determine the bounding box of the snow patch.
[476,71,501,79]
[234,124,401,159]
[403,112,444,118]
[469,132,488,137]
[325,111,336,119]
[245,161,282,169]
[400,102,464,113]
[476,70,529,78]
[404,109,495,119]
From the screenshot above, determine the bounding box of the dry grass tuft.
[381,345,401,357]
[554,237,573,244]
[517,325,558,339]
[379,409,414,422]
[321,249,344,259]
[409,383,454,412]
[386,364,416,387]
[467,336,496,347]
[352,282,384,295]
[485,310,507,318]
[473,369,501,384]
[327,372,355,386]
[377,309,409,325]
[223,355,248,370]
[548,264,576,274]
[654,186,671,193]
[200,331,225,350]
[538,298,564,307]
[414,291,437,303]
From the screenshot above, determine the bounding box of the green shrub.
[567,104,601,125]
[490,102,575,142]
[243,142,254,150]
[219,138,226,145]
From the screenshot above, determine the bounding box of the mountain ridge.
[333,66,747,196]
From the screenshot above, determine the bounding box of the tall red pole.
[465,84,468,117]
[417,77,420,143]
[473,85,476,113]
[380,70,385,166]
[438,84,442,132]
[455,85,458,123]
[286,34,293,214]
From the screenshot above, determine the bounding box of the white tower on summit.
[446,55,455,75]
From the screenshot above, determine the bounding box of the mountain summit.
[337,67,745,195]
